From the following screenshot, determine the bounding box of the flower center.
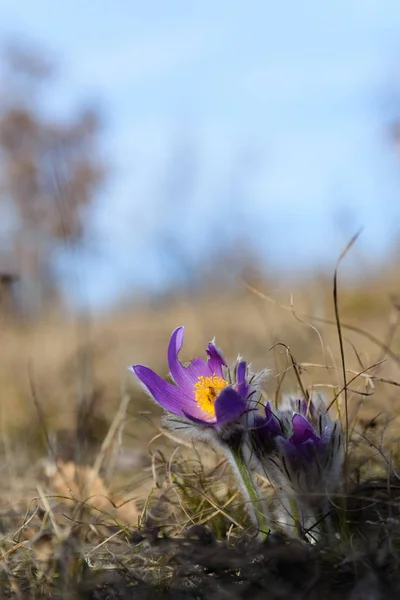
[194,375,228,417]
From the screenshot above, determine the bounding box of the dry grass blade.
[90,391,131,486]
[333,230,362,457]
[28,365,56,461]
[36,486,63,540]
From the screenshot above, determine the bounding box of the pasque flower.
[249,396,343,508]
[131,326,252,428]
[131,326,270,538]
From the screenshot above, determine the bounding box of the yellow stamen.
[194,375,228,417]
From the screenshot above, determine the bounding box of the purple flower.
[271,413,325,474]
[248,401,282,456]
[131,326,251,427]
[248,396,343,510]
[289,414,321,458]
[251,399,317,452]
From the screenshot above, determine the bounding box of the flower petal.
[131,365,194,415]
[264,402,282,437]
[206,342,227,377]
[181,398,221,424]
[290,414,320,448]
[168,327,211,391]
[214,386,247,426]
[235,360,250,399]
[249,410,279,455]
[236,361,246,384]
[182,410,216,425]
[275,435,299,466]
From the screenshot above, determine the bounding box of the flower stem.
[228,443,269,540]
[289,498,302,538]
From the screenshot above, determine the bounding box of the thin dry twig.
[355,430,400,482]
[270,343,309,401]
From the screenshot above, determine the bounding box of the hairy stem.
[228,443,270,540]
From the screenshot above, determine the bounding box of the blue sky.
[2,1,400,308]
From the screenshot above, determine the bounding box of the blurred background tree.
[0,41,105,316]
